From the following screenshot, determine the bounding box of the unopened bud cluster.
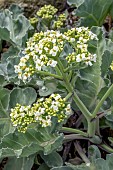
[65,27,98,66]
[10,94,71,133]
[54,13,66,29]
[36,5,58,19]
[29,17,38,25]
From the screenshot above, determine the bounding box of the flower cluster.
[54,13,66,29]
[36,5,58,19]
[14,30,67,82]
[65,27,98,66]
[10,104,35,133]
[14,27,98,82]
[10,94,71,133]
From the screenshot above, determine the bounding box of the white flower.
[86,61,93,66]
[53,46,59,52]
[20,106,25,112]
[83,39,87,43]
[44,47,49,52]
[65,104,71,115]
[14,65,21,73]
[70,38,75,42]
[39,98,44,102]
[19,62,26,67]
[39,50,42,54]
[51,101,59,111]
[39,44,43,49]
[47,60,57,67]
[54,94,61,100]
[49,49,57,56]
[81,53,86,60]
[76,54,82,62]
[35,59,44,70]
[79,37,83,41]
[92,54,97,62]
[76,27,82,33]
[56,32,61,37]
[20,112,25,117]
[24,55,30,60]
[52,39,56,43]
[77,44,83,49]
[22,74,28,80]
[35,107,45,117]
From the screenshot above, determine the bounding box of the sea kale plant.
[1,2,113,170]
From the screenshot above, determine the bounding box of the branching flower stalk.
[13,27,110,139]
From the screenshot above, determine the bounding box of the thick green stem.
[88,121,96,137]
[57,58,92,121]
[36,70,63,80]
[65,92,73,101]
[64,134,89,142]
[100,144,113,153]
[92,84,113,118]
[61,127,88,137]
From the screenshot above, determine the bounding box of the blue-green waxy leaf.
[88,145,101,162]
[4,155,35,170]
[76,0,113,27]
[40,151,63,168]
[53,153,113,170]
[0,64,7,78]
[9,87,37,108]
[9,4,24,19]
[0,87,10,112]
[1,46,19,63]
[0,86,15,138]
[0,128,63,158]
[39,82,57,96]
[0,8,32,47]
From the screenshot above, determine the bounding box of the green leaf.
[0,64,7,77]
[0,86,15,139]
[76,0,113,27]
[40,151,63,168]
[0,87,10,111]
[4,155,35,170]
[0,128,63,158]
[9,87,37,108]
[54,153,113,170]
[1,46,19,63]
[88,145,101,162]
[39,82,57,96]
[0,75,6,86]
[6,55,20,82]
